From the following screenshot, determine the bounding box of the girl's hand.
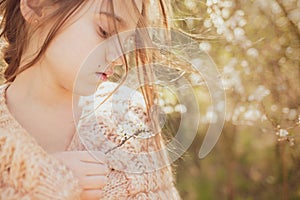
[52,151,109,200]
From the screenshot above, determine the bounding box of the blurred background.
[1,0,300,199]
[169,0,300,199]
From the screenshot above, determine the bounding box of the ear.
[20,0,48,24]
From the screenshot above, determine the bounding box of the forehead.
[109,0,143,13]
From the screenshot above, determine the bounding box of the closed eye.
[98,26,110,38]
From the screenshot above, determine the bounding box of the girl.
[0,0,181,199]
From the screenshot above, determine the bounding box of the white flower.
[175,104,187,113]
[189,73,204,86]
[288,109,297,121]
[276,129,289,137]
[247,48,259,58]
[204,19,212,28]
[244,108,261,121]
[184,0,196,10]
[233,27,245,39]
[222,8,230,19]
[199,42,212,52]
[163,106,174,114]
[248,85,270,102]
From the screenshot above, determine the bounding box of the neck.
[6,66,82,122]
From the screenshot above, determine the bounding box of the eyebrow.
[99,11,125,25]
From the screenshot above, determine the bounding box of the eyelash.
[98,26,110,38]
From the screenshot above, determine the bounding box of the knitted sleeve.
[0,128,82,200]
[0,187,31,200]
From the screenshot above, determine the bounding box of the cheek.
[44,40,85,91]
[44,24,101,90]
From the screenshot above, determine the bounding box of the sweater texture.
[0,82,181,200]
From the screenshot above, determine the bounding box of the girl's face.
[35,0,142,95]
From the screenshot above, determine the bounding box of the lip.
[95,64,115,81]
[95,72,109,81]
[95,69,114,76]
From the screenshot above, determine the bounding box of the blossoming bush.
[1,0,299,199]
[171,0,300,199]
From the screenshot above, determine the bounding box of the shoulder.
[0,128,81,199]
[0,128,41,192]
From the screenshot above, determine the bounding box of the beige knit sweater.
[0,82,181,200]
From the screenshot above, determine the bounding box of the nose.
[104,57,124,76]
[104,44,125,76]
[105,40,125,67]
[111,56,124,66]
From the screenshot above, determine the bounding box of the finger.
[78,151,107,164]
[80,175,108,190]
[81,189,104,200]
[81,162,109,176]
